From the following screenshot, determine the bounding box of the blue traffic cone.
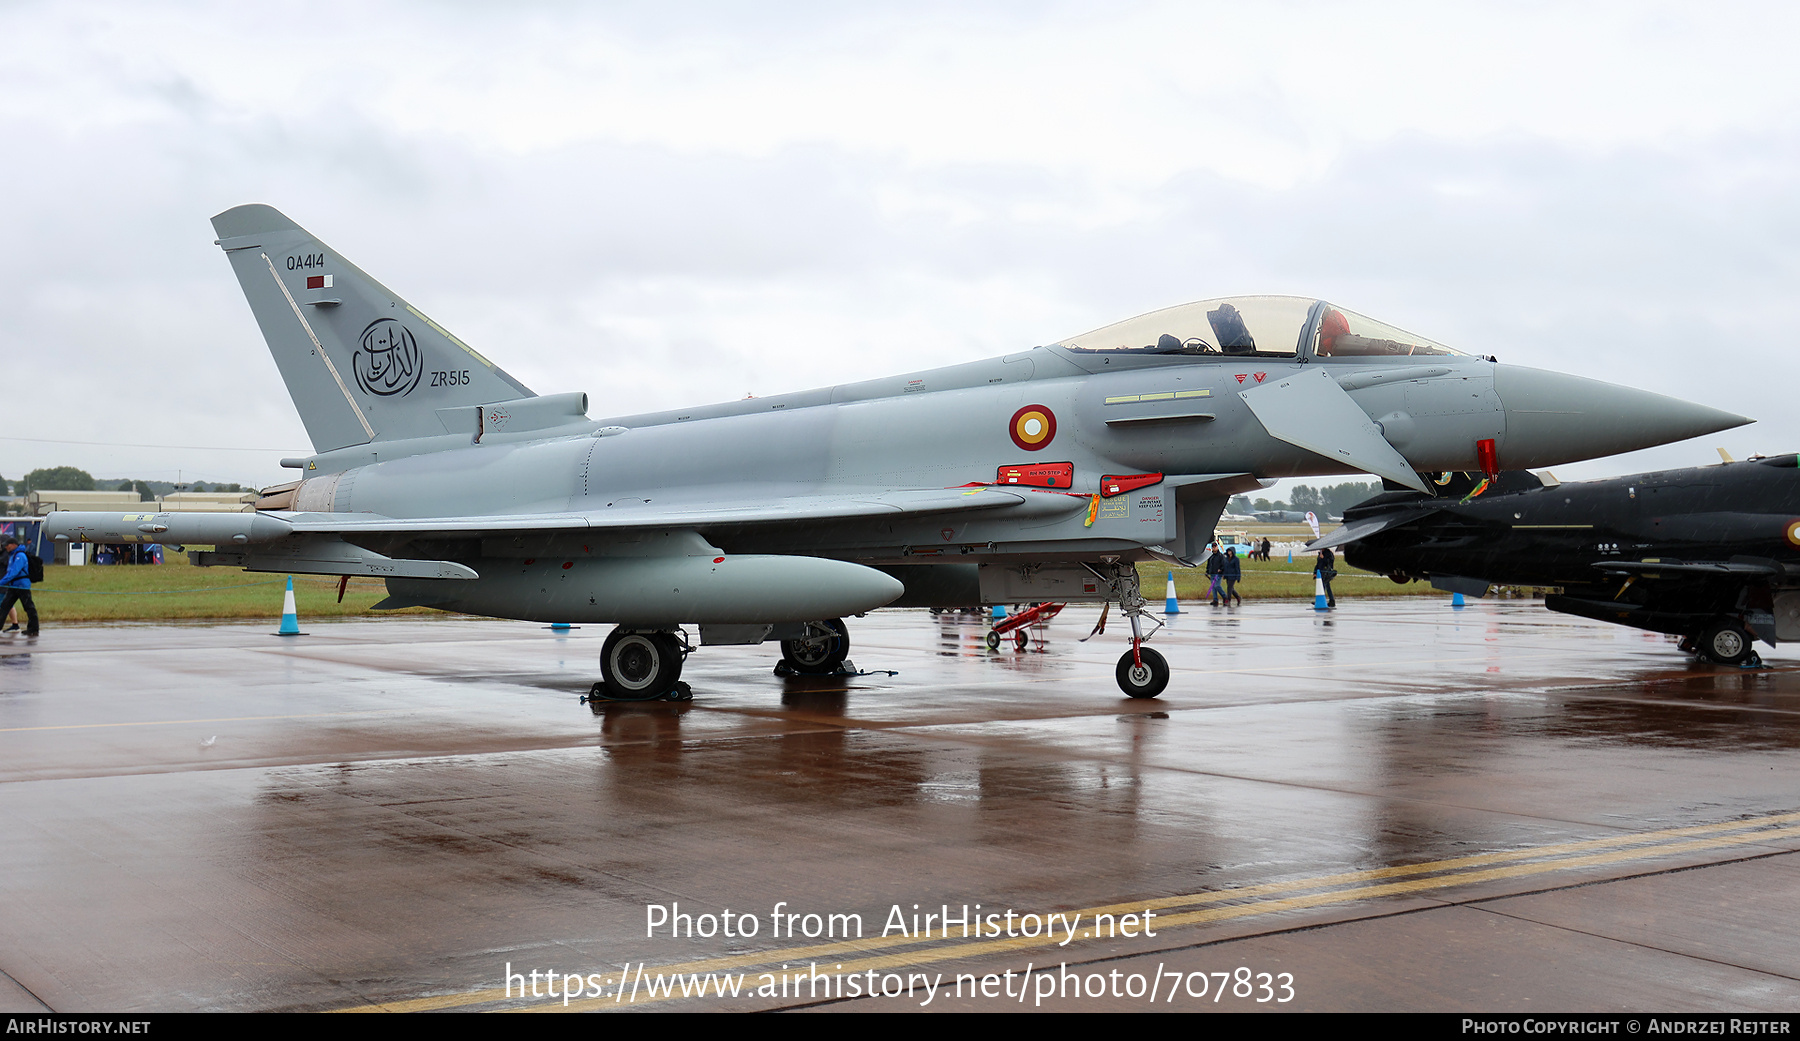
[1164,571,1180,614]
[1287,548,1293,563]
[1451,591,1466,609]
[276,576,303,636]
[1313,574,1330,612]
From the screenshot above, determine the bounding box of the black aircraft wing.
[1306,507,1435,551]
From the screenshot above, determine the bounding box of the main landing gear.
[593,627,693,701]
[589,617,865,700]
[1103,562,1168,699]
[775,618,851,676]
[1691,619,1762,668]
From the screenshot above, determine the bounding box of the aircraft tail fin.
[211,204,537,453]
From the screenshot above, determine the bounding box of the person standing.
[1206,542,1225,606]
[1222,546,1243,606]
[0,538,39,636]
[1316,547,1338,609]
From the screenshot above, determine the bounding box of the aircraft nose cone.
[1493,366,1751,468]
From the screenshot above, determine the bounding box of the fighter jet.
[1317,458,1800,666]
[45,206,1751,698]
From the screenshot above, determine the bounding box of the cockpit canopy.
[1053,295,1464,359]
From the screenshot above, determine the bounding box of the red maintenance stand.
[986,601,1067,650]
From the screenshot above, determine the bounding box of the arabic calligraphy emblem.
[355,319,423,397]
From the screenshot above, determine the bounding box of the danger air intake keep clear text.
[645,902,1157,943]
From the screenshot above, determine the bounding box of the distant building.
[27,489,256,515]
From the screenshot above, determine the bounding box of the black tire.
[780,618,850,675]
[1116,647,1169,699]
[600,628,684,699]
[1013,628,1029,650]
[986,630,1001,650]
[1698,621,1755,666]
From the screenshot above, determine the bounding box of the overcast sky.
[2,2,1795,493]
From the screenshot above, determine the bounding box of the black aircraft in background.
[1312,456,1800,666]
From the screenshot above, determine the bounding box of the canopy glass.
[1054,296,1464,359]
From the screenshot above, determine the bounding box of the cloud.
[0,1,1793,486]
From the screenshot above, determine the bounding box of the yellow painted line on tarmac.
[1081,808,1800,918]
[333,809,1800,1012]
[522,823,1800,1013]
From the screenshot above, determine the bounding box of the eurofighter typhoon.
[46,206,1750,698]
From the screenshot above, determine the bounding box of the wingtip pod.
[44,511,294,546]
[1493,366,1752,469]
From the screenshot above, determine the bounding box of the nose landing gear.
[1100,562,1168,698]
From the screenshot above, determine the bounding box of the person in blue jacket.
[1206,543,1225,606]
[0,539,39,636]
[1221,546,1243,606]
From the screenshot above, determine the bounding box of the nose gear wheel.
[1090,561,1168,698]
[1116,646,1169,698]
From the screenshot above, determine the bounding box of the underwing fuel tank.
[388,552,906,627]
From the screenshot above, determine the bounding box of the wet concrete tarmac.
[1,600,1797,1012]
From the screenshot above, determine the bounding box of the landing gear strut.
[1100,562,1168,698]
[595,627,691,700]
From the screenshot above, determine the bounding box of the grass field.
[20,560,435,623]
[1135,556,1442,602]
[12,552,1446,624]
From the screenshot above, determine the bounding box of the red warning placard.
[996,462,1075,489]
[1100,472,1164,498]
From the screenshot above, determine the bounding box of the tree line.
[0,468,247,496]
[1230,481,1381,518]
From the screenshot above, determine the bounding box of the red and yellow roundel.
[1009,405,1057,451]
[1785,519,1800,547]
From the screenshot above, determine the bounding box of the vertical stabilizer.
[211,204,535,452]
